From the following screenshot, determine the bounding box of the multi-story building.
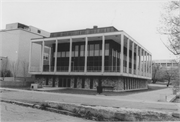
[29,26,152,91]
[0,23,50,77]
[153,60,178,69]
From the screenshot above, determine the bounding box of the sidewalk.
[0,86,179,113]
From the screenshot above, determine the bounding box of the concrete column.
[49,48,51,72]
[142,50,144,76]
[120,34,124,74]
[136,45,138,75]
[132,42,134,74]
[41,41,44,72]
[139,48,142,76]
[102,35,105,73]
[127,39,129,74]
[54,39,58,72]
[145,52,148,77]
[69,38,72,72]
[28,42,32,72]
[84,37,88,72]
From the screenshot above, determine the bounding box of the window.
[105,43,109,56]
[66,51,69,57]
[75,45,79,57]
[62,52,65,57]
[58,52,61,57]
[80,45,84,56]
[95,44,99,56]
[90,44,94,56]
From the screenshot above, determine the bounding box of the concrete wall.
[0,29,44,77]
[0,81,34,87]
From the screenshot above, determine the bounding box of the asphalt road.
[0,102,94,122]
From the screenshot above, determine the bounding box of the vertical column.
[28,42,32,72]
[127,39,129,74]
[147,53,149,77]
[102,35,105,73]
[120,34,124,74]
[41,41,44,72]
[150,55,152,76]
[49,48,51,72]
[145,52,148,77]
[69,38,72,72]
[139,48,142,76]
[54,39,58,72]
[132,42,134,74]
[136,45,138,75]
[84,37,88,72]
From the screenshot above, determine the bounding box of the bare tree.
[158,1,180,55]
[162,67,178,87]
[152,63,161,83]
[11,60,20,81]
[0,57,9,81]
[21,60,29,81]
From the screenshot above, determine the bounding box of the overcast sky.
[0,0,177,60]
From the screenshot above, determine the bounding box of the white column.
[84,37,88,72]
[41,41,44,72]
[54,39,58,72]
[139,48,142,76]
[49,48,51,72]
[145,52,148,77]
[127,39,129,74]
[132,42,134,74]
[102,35,105,73]
[120,34,124,74]
[69,38,72,73]
[28,41,32,72]
[136,45,138,75]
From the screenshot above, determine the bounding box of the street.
[0,102,94,122]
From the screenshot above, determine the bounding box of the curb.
[1,99,179,121]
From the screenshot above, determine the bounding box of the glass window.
[95,44,99,50]
[90,44,94,50]
[105,43,109,50]
[75,51,78,57]
[71,51,74,57]
[81,45,84,51]
[66,51,69,57]
[95,50,99,56]
[62,52,65,57]
[57,52,61,57]
[80,51,84,56]
[75,45,79,51]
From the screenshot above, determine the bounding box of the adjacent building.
[0,23,50,77]
[29,26,152,91]
[153,60,178,69]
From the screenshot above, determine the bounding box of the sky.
[0,0,177,60]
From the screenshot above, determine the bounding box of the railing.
[30,66,40,72]
[57,66,69,72]
[43,66,54,72]
[87,66,101,72]
[104,66,120,72]
[71,66,84,72]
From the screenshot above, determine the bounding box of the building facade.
[153,60,178,69]
[29,26,152,91]
[0,23,50,77]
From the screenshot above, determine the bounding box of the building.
[29,26,152,91]
[0,23,50,77]
[153,60,178,69]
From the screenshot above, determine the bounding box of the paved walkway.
[0,85,179,113]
